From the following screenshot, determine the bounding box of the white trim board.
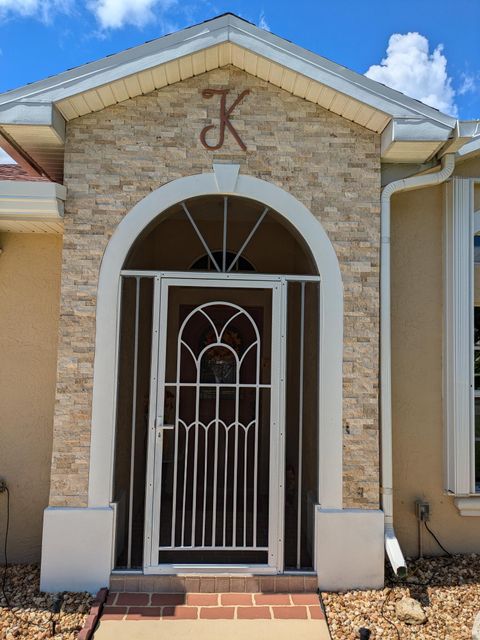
[444,178,476,495]
[0,179,65,233]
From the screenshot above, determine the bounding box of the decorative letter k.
[200,89,250,151]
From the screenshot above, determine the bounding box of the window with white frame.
[444,177,477,499]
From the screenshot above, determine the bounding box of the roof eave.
[0,13,465,177]
[0,178,65,233]
[0,14,456,127]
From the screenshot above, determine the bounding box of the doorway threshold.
[110,572,318,594]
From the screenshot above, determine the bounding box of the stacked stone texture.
[51,66,381,508]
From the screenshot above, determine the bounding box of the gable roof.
[0,13,474,181]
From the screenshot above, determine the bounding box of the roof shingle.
[0,164,49,182]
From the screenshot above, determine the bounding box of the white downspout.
[381,153,456,577]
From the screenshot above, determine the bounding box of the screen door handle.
[155,420,175,431]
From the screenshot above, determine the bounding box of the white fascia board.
[457,136,480,160]
[227,19,455,127]
[0,102,65,132]
[0,180,66,217]
[457,120,480,138]
[0,18,233,106]
[0,101,54,124]
[381,118,453,157]
[439,121,480,157]
[0,14,456,131]
[0,102,65,144]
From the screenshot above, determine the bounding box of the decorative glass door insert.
[145,279,283,571]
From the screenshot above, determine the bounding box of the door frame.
[142,274,288,574]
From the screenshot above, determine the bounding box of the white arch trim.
[88,167,344,510]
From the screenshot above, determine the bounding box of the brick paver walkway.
[102,592,325,621]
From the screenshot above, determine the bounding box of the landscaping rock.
[321,554,480,639]
[395,596,426,624]
[0,564,91,639]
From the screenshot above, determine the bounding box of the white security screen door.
[144,277,285,573]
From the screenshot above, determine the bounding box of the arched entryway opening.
[114,194,320,571]
[88,169,343,578]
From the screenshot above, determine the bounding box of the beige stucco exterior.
[391,174,480,557]
[0,232,62,561]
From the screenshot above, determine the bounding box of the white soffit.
[53,43,393,133]
[0,13,458,179]
[0,180,65,233]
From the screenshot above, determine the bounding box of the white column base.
[40,506,114,593]
[315,507,384,591]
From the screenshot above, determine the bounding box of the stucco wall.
[51,65,381,509]
[391,180,480,557]
[0,232,62,562]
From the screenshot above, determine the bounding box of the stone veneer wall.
[51,66,381,508]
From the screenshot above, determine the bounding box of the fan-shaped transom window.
[125,195,316,275]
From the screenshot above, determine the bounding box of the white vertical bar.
[181,428,190,546]
[223,429,229,545]
[223,196,228,272]
[253,340,261,546]
[191,356,202,546]
[171,301,195,547]
[202,427,209,547]
[243,427,248,547]
[233,384,239,546]
[444,178,475,493]
[277,281,288,570]
[212,388,219,546]
[170,393,181,546]
[109,275,125,513]
[267,281,286,570]
[143,276,162,569]
[127,276,140,568]
[150,278,170,564]
[296,282,305,569]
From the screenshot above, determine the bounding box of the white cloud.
[365,32,457,117]
[87,0,176,29]
[258,11,270,31]
[0,148,16,163]
[458,72,477,96]
[0,0,70,22]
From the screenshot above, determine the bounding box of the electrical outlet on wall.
[415,500,430,521]
[0,478,7,493]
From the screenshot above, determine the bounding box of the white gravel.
[321,554,480,639]
[0,564,91,640]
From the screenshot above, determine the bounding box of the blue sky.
[0,0,479,163]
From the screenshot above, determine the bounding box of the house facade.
[1,14,479,593]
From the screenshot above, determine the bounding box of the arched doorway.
[89,169,343,577]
